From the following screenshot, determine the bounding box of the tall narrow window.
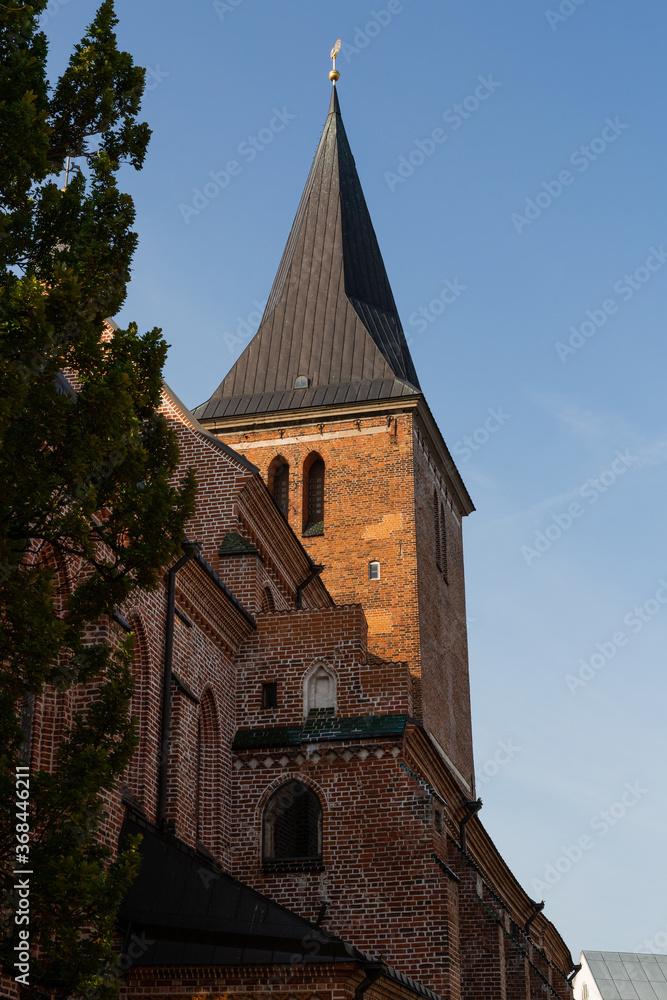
[195,718,202,840]
[263,780,322,862]
[262,682,278,708]
[269,456,290,516]
[125,615,150,802]
[434,490,442,570]
[369,561,381,581]
[303,454,325,536]
[195,691,219,852]
[440,503,448,582]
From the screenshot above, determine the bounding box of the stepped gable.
[194,86,420,422]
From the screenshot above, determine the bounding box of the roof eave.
[199,392,474,517]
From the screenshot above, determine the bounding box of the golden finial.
[329,39,341,82]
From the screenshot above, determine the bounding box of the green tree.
[0,3,195,996]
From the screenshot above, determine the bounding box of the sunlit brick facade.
[4,87,578,1000]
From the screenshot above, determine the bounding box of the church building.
[2,80,576,1000]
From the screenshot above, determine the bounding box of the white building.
[574,952,667,1000]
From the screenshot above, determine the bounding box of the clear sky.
[45,0,667,959]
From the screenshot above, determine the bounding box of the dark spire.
[194,88,420,422]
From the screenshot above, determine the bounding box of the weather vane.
[330,39,341,82]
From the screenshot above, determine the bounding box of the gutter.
[193,550,256,627]
[355,960,386,1000]
[296,562,324,609]
[525,899,545,936]
[459,797,482,854]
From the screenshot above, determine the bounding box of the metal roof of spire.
[194,85,421,422]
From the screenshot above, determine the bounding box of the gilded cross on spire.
[330,39,341,82]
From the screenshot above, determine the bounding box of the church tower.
[195,84,476,793]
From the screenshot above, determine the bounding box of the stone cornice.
[200,394,474,517]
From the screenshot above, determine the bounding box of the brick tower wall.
[223,407,474,790]
[411,425,474,792]
[227,413,420,674]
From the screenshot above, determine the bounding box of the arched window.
[125,615,151,804]
[304,662,336,716]
[294,375,310,389]
[440,502,448,582]
[434,490,442,570]
[194,717,202,839]
[269,456,289,516]
[263,780,322,862]
[303,453,325,536]
[369,561,381,581]
[195,690,220,852]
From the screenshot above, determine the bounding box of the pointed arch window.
[303,453,325,536]
[269,456,289,516]
[304,662,336,717]
[125,615,150,803]
[263,780,322,865]
[194,718,203,840]
[195,691,219,852]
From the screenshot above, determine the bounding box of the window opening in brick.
[303,455,325,536]
[434,490,441,570]
[270,458,289,516]
[263,780,322,861]
[195,691,219,852]
[434,805,443,834]
[195,718,202,840]
[261,682,278,709]
[369,560,380,581]
[261,586,275,613]
[125,615,149,800]
[440,502,448,582]
[305,663,336,716]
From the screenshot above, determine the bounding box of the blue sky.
[46,0,667,958]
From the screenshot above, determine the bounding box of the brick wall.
[7,384,577,1000]
[224,413,422,673]
[219,406,474,791]
[411,423,474,792]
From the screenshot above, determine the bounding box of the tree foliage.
[0,3,195,995]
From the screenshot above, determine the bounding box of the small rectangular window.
[261,682,278,709]
[369,561,380,581]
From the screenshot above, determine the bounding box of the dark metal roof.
[117,814,443,1000]
[194,87,420,421]
[118,813,359,967]
[233,713,408,751]
[195,377,419,422]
